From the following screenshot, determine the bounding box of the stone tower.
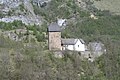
[48,22,61,50]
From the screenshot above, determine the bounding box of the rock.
[0,0,42,25]
[0,15,42,25]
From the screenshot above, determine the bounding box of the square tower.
[48,22,61,50]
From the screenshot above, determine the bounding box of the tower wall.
[48,32,61,50]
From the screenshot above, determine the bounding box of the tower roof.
[48,22,61,32]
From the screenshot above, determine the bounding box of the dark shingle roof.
[61,39,77,45]
[61,39,85,45]
[48,22,61,32]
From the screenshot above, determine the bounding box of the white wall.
[66,45,74,50]
[74,40,85,51]
[62,45,74,51]
[63,39,85,51]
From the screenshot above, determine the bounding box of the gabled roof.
[61,38,85,45]
[61,39,77,45]
[79,39,85,44]
[88,42,104,51]
[48,22,61,32]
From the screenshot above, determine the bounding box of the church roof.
[61,39,85,45]
[48,22,61,32]
[61,39,77,45]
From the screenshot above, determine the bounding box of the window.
[78,45,79,47]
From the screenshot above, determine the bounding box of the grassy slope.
[93,0,120,15]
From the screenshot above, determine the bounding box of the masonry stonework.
[48,32,61,50]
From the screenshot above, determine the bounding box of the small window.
[78,45,79,47]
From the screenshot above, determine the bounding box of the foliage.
[61,11,120,79]
[0,20,25,30]
[1,37,119,80]
[0,12,5,18]
[33,0,89,22]
[0,21,47,42]
[36,33,45,42]
[0,22,120,80]
[96,38,120,80]
[62,15,120,42]
[19,4,25,12]
[0,0,120,79]
[0,37,108,80]
[26,23,47,42]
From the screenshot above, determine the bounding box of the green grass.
[93,0,120,15]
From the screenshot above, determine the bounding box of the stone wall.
[48,32,61,50]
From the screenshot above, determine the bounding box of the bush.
[36,33,45,42]
[0,21,25,30]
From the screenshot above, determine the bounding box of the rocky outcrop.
[0,0,42,25]
[0,15,41,25]
[32,0,51,7]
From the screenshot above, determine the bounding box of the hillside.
[0,0,120,80]
[0,0,42,25]
[93,0,120,15]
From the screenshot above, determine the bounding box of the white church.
[48,19,86,52]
